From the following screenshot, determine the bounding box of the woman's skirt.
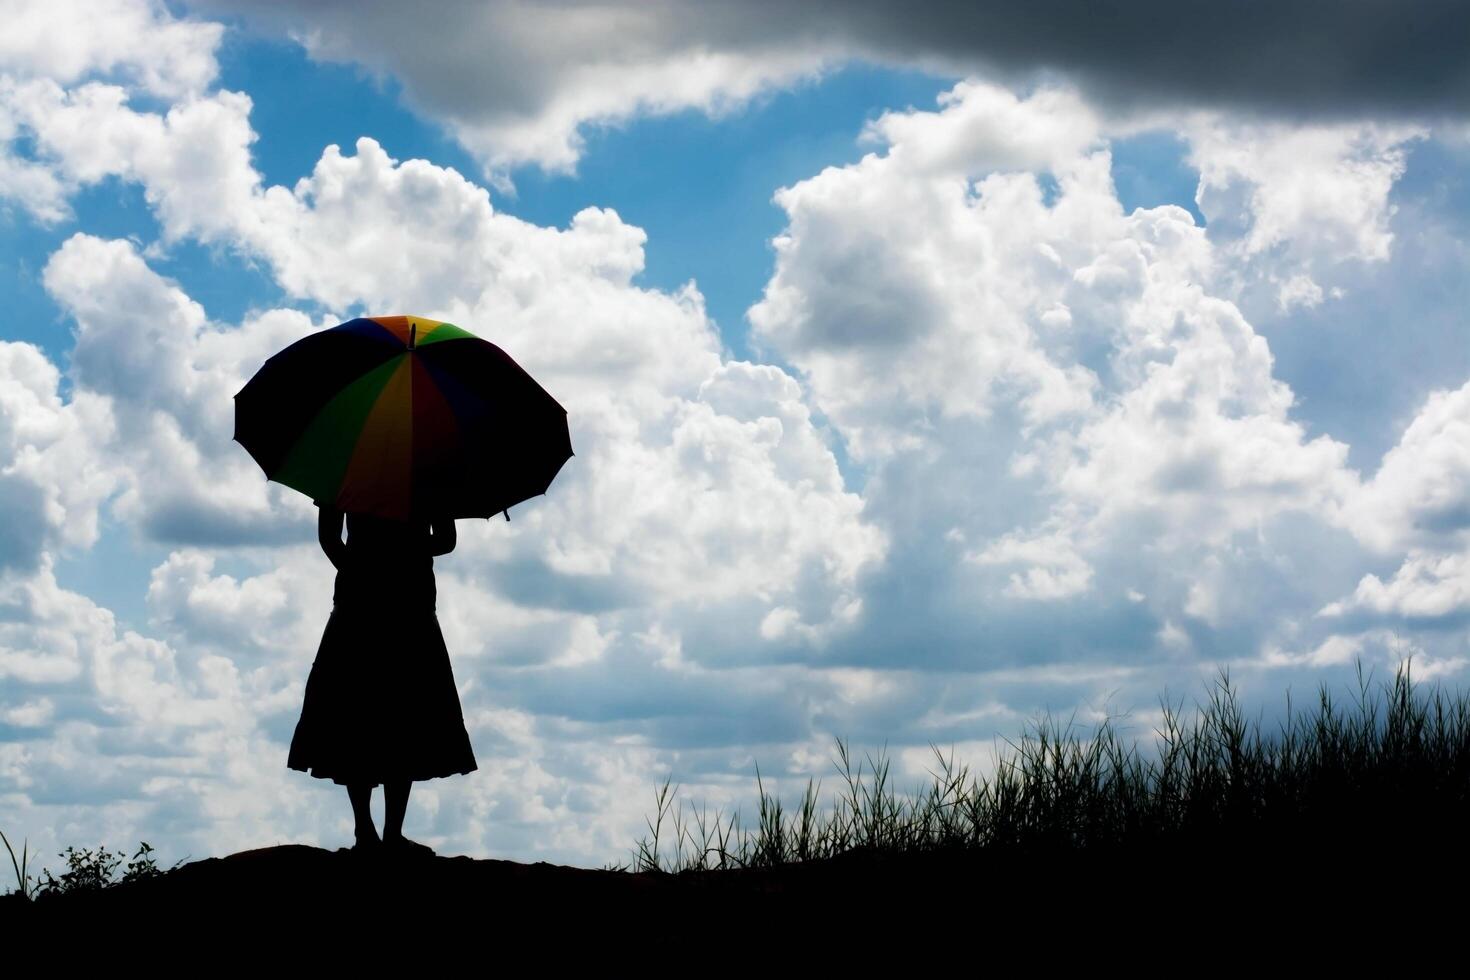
[287,598,479,787]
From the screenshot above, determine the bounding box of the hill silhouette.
[8,836,1465,948]
[8,660,1468,952]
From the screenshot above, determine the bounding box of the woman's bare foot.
[382,832,434,859]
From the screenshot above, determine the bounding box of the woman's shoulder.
[345,512,433,546]
[346,511,431,528]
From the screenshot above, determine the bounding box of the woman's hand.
[429,516,457,556]
[317,504,349,570]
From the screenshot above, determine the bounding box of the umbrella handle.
[503,509,510,522]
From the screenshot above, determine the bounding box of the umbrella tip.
[408,322,417,350]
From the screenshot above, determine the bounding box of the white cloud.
[1275,273,1324,312]
[0,132,68,222]
[967,528,1093,600]
[0,0,221,99]
[0,554,396,864]
[1342,380,1470,554]
[1323,378,1470,628]
[751,80,1361,633]
[146,550,313,659]
[1184,118,1426,311]
[1321,549,1470,621]
[751,83,1120,461]
[1321,383,1470,627]
[25,140,884,641]
[5,39,887,631]
[197,0,839,179]
[42,234,320,544]
[1053,282,1358,547]
[6,79,261,240]
[1261,633,1365,669]
[863,81,1102,178]
[0,557,247,744]
[0,341,117,570]
[438,45,828,180]
[0,0,223,220]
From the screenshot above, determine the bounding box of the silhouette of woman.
[287,503,478,857]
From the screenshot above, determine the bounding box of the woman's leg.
[347,782,378,843]
[383,779,412,841]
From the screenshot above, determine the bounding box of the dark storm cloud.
[822,0,1470,118]
[202,0,1470,136]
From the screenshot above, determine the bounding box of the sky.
[1,0,1468,872]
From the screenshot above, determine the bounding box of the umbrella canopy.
[234,315,572,521]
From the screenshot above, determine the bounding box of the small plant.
[1,827,37,900]
[631,774,679,874]
[120,842,167,883]
[33,844,124,897]
[30,841,185,899]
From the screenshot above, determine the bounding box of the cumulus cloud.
[862,81,1102,177]
[0,0,223,220]
[749,79,1379,676]
[146,550,316,660]
[0,553,411,861]
[1321,550,1470,623]
[6,65,888,635]
[754,81,1358,527]
[1184,119,1426,312]
[0,342,117,570]
[967,528,1093,600]
[41,234,321,545]
[1,24,886,641]
[1319,381,1470,626]
[750,85,1117,461]
[1342,380,1470,554]
[5,79,262,239]
[0,0,221,99]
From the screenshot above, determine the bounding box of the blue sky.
[2,0,1467,872]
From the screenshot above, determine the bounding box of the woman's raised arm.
[429,516,457,556]
[317,504,348,570]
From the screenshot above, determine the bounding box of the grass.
[623,656,1470,874]
[1,828,36,900]
[7,655,1466,893]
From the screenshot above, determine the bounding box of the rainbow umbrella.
[234,315,572,521]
